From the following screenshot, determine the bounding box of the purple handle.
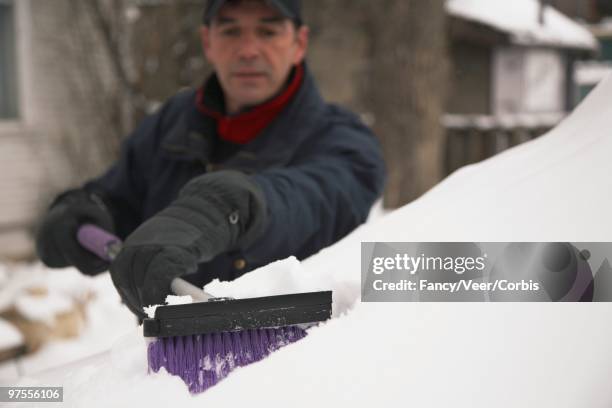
[77,224,122,262]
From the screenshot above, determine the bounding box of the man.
[36,0,385,318]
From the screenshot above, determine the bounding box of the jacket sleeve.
[84,106,165,239]
[245,118,386,263]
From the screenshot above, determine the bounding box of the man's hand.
[36,189,115,275]
[109,170,267,317]
[110,240,199,319]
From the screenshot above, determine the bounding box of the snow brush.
[76,223,332,394]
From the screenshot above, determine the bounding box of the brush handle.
[77,223,121,262]
[170,278,213,302]
[76,223,213,302]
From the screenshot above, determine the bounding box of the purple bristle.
[147,327,308,394]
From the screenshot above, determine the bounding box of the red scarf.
[196,64,304,145]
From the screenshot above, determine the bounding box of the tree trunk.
[365,0,448,209]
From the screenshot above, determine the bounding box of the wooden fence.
[443,113,565,175]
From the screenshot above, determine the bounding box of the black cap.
[204,0,302,25]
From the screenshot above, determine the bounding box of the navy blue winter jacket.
[86,65,386,287]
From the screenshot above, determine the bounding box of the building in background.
[0,0,119,260]
[549,0,612,24]
[0,0,39,259]
[546,0,612,102]
[443,0,597,174]
[0,0,18,120]
[574,20,612,103]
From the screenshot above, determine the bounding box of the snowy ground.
[0,265,136,381]
[1,74,612,406]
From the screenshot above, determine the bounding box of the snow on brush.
[144,295,193,319]
[6,74,612,407]
[447,0,598,50]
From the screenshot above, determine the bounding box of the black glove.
[36,188,115,275]
[109,170,267,318]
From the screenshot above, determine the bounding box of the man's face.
[201,0,309,113]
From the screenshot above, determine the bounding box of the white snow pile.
[0,318,23,350]
[14,294,74,326]
[0,266,136,381]
[0,263,94,313]
[447,0,598,50]
[5,75,612,407]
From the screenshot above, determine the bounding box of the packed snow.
[2,73,612,408]
[447,0,598,50]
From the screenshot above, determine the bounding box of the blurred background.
[0,0,611,374]
[0,0,611,261]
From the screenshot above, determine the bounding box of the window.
[600,38,612,62]
[0,0,18,119]
[493,47,566,115]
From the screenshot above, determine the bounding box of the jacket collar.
[161,63,327,172]
[196,64,305,145]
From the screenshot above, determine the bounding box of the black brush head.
[143,291,332,338]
